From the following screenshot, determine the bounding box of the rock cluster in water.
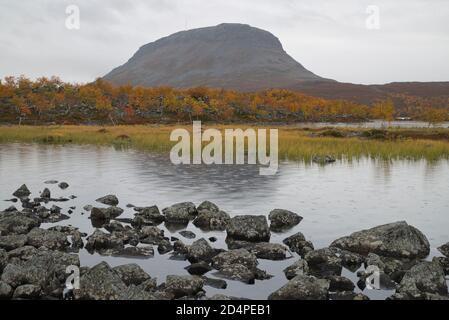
[0,183,448,300]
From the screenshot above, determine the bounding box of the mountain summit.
[103,23,327,91]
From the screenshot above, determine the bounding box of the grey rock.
[0,211,40,236]
[83,205,93,211]
[437,242,449,257]
[113,264,151,286]
[304,248,342,277]
[193,210,230,231]
[185,262,213,276]
[432,256,449,275]
[217,263,256,284]
[13,284,41,299]
[58,182,69,189]
[312,155,336,164]
[0,249,7,272]
[329,291,370,300]
[26,228,70,251]
[250,242,288,260]
[162,202,197,223]
[96,195,119,206]
[76,262,127,300]
[0,234,28,251]
[164,275,204,298]
[226,215,270,242]
[85,229,124,255]
[197,201,219,213]
[179,230,196,239]
[0,281,13,299]
[187,238,217,263]
[113,246,154,258]
[40,188,51,199]
[268,209,302,231]
[395,261,448,299]
[6,246,38,261]
[212,249,258,270]
[133,205,165,225]
[202,277,227,289]
[13,184,31,198]
[282,232,314,256]
[330,221,430,259]
[268,275,330,300]
[91,207,124,221]
[283,259,309,280]
[326,275,355,292]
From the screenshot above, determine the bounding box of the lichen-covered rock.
[283,232,314,256]
[212,249,258,270]
[0,281,13,299]
[26,228,70,251]
[325,275,355,292]
[330,221,430,259]
[13,284,42,299]
[0,234,28,251]
[432,256,449,275]
[187,238,217,263]
[365,252,418,283]
[197,201,220,213]
[394,261,448,299]
[268,209,302,231]
[185,262,213,276]
[226,215,270,242]
[437,242,449,258]
[304,248,342,278]
[218,263,257,284]
[112,264,151,286]
[164,275,204,298]
[90,206,124,221]
[96,195,119,206]
[268,275,330,300]
[162,202,197,223]
[283,259,309,280]
[133,206,165,225]
[0,249,7,272]
[76,262,127,300]
[85,229,124,255]
[329,291,370,300]
[193,210,230,231]
[113,246,154,258]
[248,242,289,260]
[0,211,40,236]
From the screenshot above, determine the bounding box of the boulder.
[187,238,217,263]
[365,252,419,283]
[112,264,151,286]
[304,248,342,277]
[193,210,230,231]
[0,211,40,236]
[330,221,430,259]
[217,263,257,284]
[202,277,227,289]
[76,262,127,300]
[326,275,355,292]
[162,202,197,223]
[85,229,124,255]
[329,291,370,300]
[197,201,220,213]
[283,232,314,256]
[113,246,154,258]
[40,188,51,199]
[13,284,42,299]
[212,249,258,270]
[26,228,70,251]
[90,207,124,221]
[12,184,31,198]
[283,259,309,280]
[226,215,270,242]
[0,281,13,299]
[268,209,302,231]
[0,234,28,251]
[395,261,448,299]
[133,206,165,225]
[96,195,119,206]
[139,226,166,245]
[437,242,449,257]
[268,275,330,300]
[185,262,213,276]
[164,275,204,298]
[250,242,289,260]
[0,249,7,272]
[432,256,449,275]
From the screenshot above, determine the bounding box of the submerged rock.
[268,209,302,231]
[268,275,330,300]
[96,195,119,206]
[226,215,270,242]
[330,221,430,259]
[179,230,196,239]
[58,182,69,190]
[113,246,154,258]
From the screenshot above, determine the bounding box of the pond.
[1,143,448,299]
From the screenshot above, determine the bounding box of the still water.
[1,143,448,299]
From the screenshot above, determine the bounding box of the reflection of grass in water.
[0,125,449,162]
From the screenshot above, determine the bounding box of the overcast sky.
[0,0,448,85]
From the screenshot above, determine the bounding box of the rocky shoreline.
[1,183,448,300]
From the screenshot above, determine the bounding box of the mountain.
[103,23,330,91]
[104,23,449,104]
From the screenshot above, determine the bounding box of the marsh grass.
[1,125,449,162]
